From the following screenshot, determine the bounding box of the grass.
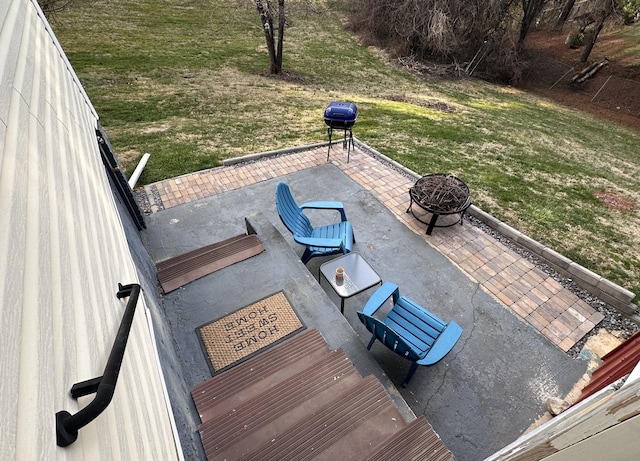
[52,0,640,302]
[606,22,640,68]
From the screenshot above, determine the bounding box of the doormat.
[197,291,304,374]
[157,234,264,293]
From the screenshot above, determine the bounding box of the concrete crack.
[422,283,482,404]
[451,282,482,360]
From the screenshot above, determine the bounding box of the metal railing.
[56,283,141,447]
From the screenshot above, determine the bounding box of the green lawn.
[52,0,640,302]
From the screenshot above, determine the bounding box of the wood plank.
[157,234,264,292]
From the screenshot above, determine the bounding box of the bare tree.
[519,0,547,43]
[350,0,516,60]
[581,0,617,61]
[349,0,527,81]
[555,0,576,29]
[255,0,286,74]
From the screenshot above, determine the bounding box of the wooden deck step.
[191,328,455,461]
[191,328,330,422]
[237,375,404,461]
[157,233,264,293]
[314,401,406,461]
[211,370,366,461]
[199,349,359,460]
[366,415,456,461]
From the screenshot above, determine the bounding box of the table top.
[319,252,381,299]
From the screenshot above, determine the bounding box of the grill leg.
[327,126,354,162]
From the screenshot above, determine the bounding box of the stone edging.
[352,138,638,317]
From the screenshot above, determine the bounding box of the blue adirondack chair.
[275,182,355,264]
[357,282,463,387]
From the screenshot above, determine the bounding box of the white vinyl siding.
[0,1,179,459]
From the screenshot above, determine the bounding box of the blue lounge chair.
[357,282,463,387]
[275,182,355,264]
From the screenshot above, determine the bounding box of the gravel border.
[135,185,163,216]
[466,214,639,358]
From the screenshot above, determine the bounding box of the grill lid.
[324,101,358,128]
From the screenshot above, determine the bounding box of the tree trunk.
[580,18,604,62]
[519,0,545,43]
[275,0,285,73]
[572,58,609,83]
[580,1,615,62]
[556,0,576,29]
[255,0,280,74]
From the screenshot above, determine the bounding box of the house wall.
[485,366,640,461]
[542,414,640,461]
[0,1,180,459]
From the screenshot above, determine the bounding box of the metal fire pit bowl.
[406,173,472,235]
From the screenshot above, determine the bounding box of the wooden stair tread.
[237,375,401,461]
[211,372,366,461]
[157,234,256,272]
[198,348,357,436]
[316,404,406,461]
[366,416,455,461]
[157,233,264,292]
[191,329,329,420]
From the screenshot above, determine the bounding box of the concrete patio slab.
[142,162,588,461]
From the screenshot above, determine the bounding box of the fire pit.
[406,173,472,235]
[324,101,358,162]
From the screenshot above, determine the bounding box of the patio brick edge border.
[225,140,638,319]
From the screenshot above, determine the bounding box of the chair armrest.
[301,201,347,222]
[361,282,399,316]
[293,236,343,249]
[418,321,463,366]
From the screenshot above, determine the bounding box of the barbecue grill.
[406,173,472,235]
[324,101,357,162]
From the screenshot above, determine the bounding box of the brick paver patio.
[142,143,605,351]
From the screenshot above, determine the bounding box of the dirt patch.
[526,30,640,78]
[256,69,306,83]
[594,190,636,211]
[385,94,456,112]
[521,30,640,132]
[118,149,142,167]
